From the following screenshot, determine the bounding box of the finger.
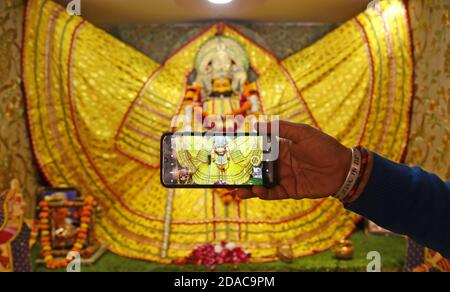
[252,185,289,201]
[236,189,256,200]
[252,186,269,199]
[256,120,310,143]
[265,185,290,200]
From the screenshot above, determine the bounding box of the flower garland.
[29,219,40,248]
[174,241,251,270]
[38,196,95,269]
[218,189,241,205]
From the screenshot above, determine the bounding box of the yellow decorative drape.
[22,0,413,262]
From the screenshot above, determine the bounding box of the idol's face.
[215,146,226,155]
[213,137,228,155]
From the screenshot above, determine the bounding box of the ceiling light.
[208,0,233,5]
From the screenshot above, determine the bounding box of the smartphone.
[161,132,278,188]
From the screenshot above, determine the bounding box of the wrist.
[332,147,372,204]
[336,147,353,194]
[349,150,373,203]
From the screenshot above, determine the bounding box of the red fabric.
[0,230,14,244]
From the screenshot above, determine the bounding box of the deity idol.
[184,36,261,130]
[0,180,30,272]
[211,136,231,184]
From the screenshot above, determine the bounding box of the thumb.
[257,120,308,143]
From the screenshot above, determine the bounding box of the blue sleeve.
[346,153,450,259]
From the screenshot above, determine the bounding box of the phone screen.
[161,133,277,188]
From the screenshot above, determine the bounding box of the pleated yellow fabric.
[22,0,413,262]
[282,0,413,160]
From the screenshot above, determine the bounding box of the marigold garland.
[38,196,95,269]
[218,189,241,205]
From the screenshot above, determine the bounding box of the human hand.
[237,121,353,200]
